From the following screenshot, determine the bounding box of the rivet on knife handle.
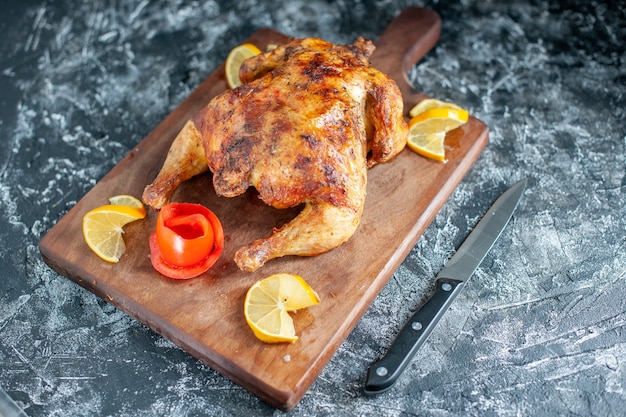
[364,277,465,394]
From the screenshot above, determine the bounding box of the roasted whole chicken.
[143,37,408,271]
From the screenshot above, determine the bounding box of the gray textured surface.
[1,0,625,415]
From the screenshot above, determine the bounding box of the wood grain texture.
[38,7,488,411]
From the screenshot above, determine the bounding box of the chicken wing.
[143,37,408,271]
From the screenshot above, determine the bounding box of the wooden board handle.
[371,7,441,109]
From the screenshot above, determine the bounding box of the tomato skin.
[150,203,224,279]
[149,233,223,279]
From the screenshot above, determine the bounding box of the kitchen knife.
[364,178,527,394]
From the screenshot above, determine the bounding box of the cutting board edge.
[39,241,299,409]
[37,114,491,415]
[36,8,492,411]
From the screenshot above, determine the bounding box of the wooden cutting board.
[39,7,488,411]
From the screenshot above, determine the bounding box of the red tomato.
[149,203,224,279]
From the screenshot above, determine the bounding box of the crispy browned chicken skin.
[143,37,408,271]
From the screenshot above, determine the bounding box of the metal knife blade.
[364,178,527,394]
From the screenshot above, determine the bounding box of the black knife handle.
[364,277,465,394]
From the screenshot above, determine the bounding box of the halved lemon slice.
[108,194,146,213]
[82,204,146,263]
[407,104,469,162]
[225,43,262,89]
[409,107,469,131]
[409,98,464,118]
[244,273,320,343]
[407,131,448,162]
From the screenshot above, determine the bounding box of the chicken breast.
[143,37,408,271]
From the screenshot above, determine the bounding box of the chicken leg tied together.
[143,37,408,272]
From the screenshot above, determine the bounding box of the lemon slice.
[407,105,469,162]
[82,204,146,263]
[108,195,146,212]
[409,98,464,118]
[225,43,262,89]
[409,107,469,130]
[407,131,448,162]
[244,273,320,343]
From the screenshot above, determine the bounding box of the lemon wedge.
[407,130,448,162]
[108,194,146,212]
[82,204,146,263]
[406,100,469,162]
[244,273,320,343]
[408,98,464,118]
[225,43,262,89]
